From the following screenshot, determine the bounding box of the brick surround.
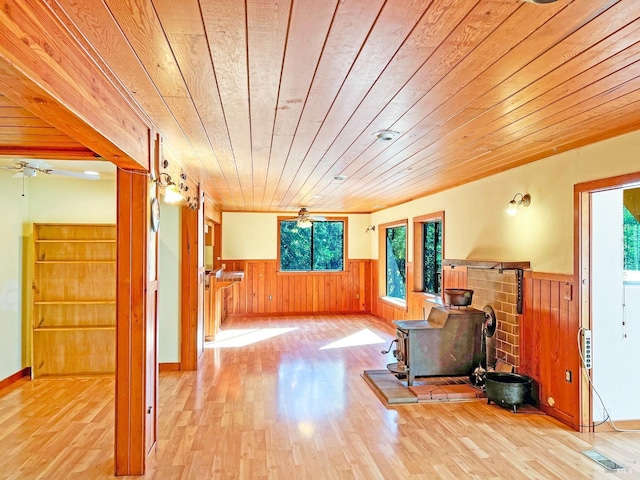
[467,268,521,369]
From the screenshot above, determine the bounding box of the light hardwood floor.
[1,314,639,479]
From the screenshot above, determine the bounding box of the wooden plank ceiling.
[4,0,640,213]
[0,94,95,159]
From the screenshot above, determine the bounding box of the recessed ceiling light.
[84,171,100,176]
[311,195,323,199]
[372,130,400,141]
[333,175,347,181]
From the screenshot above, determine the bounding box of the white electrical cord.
[577,326,640,432]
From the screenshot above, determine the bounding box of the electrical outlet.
[565,370,572,383]
[268,295,272,300]
[582,329,592,369]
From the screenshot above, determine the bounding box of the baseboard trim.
[225,311,370,318]
[594,419,640,432]
[538,403,576,430]
[159,362,181,372]
[0,367,31,391]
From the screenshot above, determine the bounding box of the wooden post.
[116,168,157,475]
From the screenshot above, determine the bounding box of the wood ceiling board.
[200,0,252,210]
[450,67,640,163]
[358,1,597,170]
[473,92,640,169]
[0,146,97,160]
[469,2,640,112]
[311,105,489,211]
[340,3,596,182]
[380,94,640,203]
[0,90,95,159]
[166,33,241,201]
[338,9,640,205]
[4,0,640,213]
[271,0,436,210]
[264,0,387,211]
[150,0,203,35]
[0,127,76,137]
[467,68,640,155]
[55,0,170,119]
[0,117,58,128]
[246,0,291,211]
[287,1,529,209]
[152,0,242,204]
[0,1,150,169]
[258,0,338,209]
[288,1,548,211]
[410,57,640,175]
[104,0,189,99]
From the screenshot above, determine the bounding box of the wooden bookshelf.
[31,224,116,377]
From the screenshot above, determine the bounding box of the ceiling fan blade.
[25,160,53,170]
[47,169,101,180]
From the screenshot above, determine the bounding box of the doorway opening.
[577,173,640,431]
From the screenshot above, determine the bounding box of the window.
[385,224,406,299]
[413,212,444,295]
[624,187,640,280]
[279,219,345,271]
[423,220,443,294]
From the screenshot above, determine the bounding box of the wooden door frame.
[180,188,205,370]
[574,171,640,432]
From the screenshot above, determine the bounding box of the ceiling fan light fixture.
[297,218,313,229]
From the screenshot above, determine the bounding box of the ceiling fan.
[285,207,326,228]
[0,160,101,180]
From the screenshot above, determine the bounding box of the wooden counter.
[205,269,244,341]
[443,259,530,271]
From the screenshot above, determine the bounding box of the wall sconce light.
[365,225,376,234]
[155,172,184,204]
[507,193,531,215]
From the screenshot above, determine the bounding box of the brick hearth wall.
[467,269,520,369]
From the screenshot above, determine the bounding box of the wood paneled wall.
[222,260,372,316]
[521,272,580,429]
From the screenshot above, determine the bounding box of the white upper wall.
[0,173,116,380]
[0,175,29,378]
[371,129,640,274]
[222,212,373,260]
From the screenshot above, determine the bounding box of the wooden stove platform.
[362,369,486,405]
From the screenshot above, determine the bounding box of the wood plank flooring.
[1,314,639,479]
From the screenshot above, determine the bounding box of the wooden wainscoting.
[521,271,580,430]
[442,265,468,290]
[222,259,372,316]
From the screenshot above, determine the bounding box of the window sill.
[410,291,444,305]
[276,270,348,276]
[380,296,407,310]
